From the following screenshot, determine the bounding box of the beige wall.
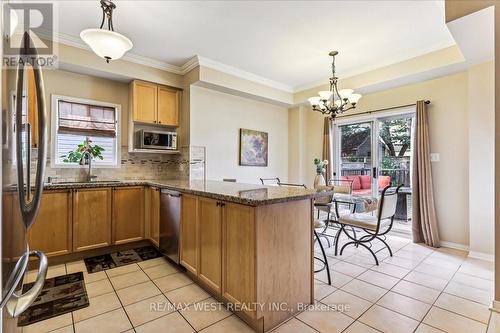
[190,85,288,184]
[291,70,471,247]
[468,61,495,256]
[42,69,130,146]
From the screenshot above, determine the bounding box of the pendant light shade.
[80,28,132,63]
[80,0,133,63]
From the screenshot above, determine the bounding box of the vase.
[314,173,326,188]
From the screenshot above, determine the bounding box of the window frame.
[51,94,121,169]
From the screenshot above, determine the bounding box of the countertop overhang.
[41,180,331,206]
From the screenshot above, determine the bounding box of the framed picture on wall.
[239,128,268,167]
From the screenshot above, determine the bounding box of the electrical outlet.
[430,153,440,162]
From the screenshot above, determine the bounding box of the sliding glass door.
[338,122,374,195]
[334,110,415,235]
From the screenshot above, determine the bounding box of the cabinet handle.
[158,121,161,124]
[216,202,220,207]
[220,203,225,207]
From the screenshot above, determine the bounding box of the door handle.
[15,32,48,230]
[372,167,377,178]
[5,250,48,317]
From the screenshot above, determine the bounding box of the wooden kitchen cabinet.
[180,194,198,275]
[222,202,256,318]
[112,186,145,245]
[157,86,180,126]
[73,188,112,252]
[149,187,160,247]
[131,80,157,124]
[197,197,222,293]
[130,80,181,126]
[28,190,72,257]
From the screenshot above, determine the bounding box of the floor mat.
[17,272,89,327]
[84,246,162,273]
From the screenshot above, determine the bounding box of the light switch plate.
[430,153,440,162]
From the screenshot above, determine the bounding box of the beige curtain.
[412,100,440,247]
[322,117,333,182]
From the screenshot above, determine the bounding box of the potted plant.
[61,137,104,181]
[313,158,328,188]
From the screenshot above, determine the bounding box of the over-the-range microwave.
[135,129,178,150]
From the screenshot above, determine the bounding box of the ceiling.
[53,0,455,91]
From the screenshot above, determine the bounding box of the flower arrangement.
[314,158,328,175]
[61,137,105,165]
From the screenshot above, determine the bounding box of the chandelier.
[308,51,361,119]
[80,0,133,63]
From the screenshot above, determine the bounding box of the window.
[51,95,121,168]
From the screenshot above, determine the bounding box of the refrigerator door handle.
[15,31,48,230]
[5,250,48,317]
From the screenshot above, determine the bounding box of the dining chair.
[260,177,281,185]
[334,184,403,265]
[278,182,331,285]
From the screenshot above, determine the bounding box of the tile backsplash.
[29,146,205,183]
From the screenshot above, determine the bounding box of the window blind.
[58,100,116,137]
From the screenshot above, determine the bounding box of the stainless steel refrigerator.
[0,29,49,331]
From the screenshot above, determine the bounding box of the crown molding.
[47,32,295,93]
[196,56,294,93]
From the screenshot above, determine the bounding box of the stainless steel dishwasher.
[159,189,181,264]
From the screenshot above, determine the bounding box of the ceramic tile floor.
[20,233,497,333]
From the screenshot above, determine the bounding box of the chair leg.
[376,236,393,257]
[314,230,331,285]
[340,241,379,265]
[334,226,343,256]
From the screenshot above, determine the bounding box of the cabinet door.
[198,197,222,293]
[180,194,198,275]
[157,86,180,126]
[73,188,112,252]
[149,187,160,247]
[222,203,256,318]
[28,190,72,257]
[113,187,145,245]
[132,80,157,124]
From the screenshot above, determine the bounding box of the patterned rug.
[84,246,162,274]
[17,272,89,327]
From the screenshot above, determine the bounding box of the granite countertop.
[41,179,329,206]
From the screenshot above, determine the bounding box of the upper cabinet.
[131,80,157,124]
[130,80,181,127]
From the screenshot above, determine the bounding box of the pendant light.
[308,51,361,119]
[80,0,133,63]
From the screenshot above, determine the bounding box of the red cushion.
[345,176,361,190]
[359,175,371,189]
[378,176,391,189]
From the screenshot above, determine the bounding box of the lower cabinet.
[198,197,222,293]
[149,187,160,247]
[28,190,73,257]
[180,194,198,275]
[222,202,256,318]
[73,188,112,252]
[180,195,256,316]
[112,186,145,244]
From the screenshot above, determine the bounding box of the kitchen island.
[37,180,327,332]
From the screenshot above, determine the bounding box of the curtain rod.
[336,100,430,119]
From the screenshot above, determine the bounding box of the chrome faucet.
[80,152,96,182]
